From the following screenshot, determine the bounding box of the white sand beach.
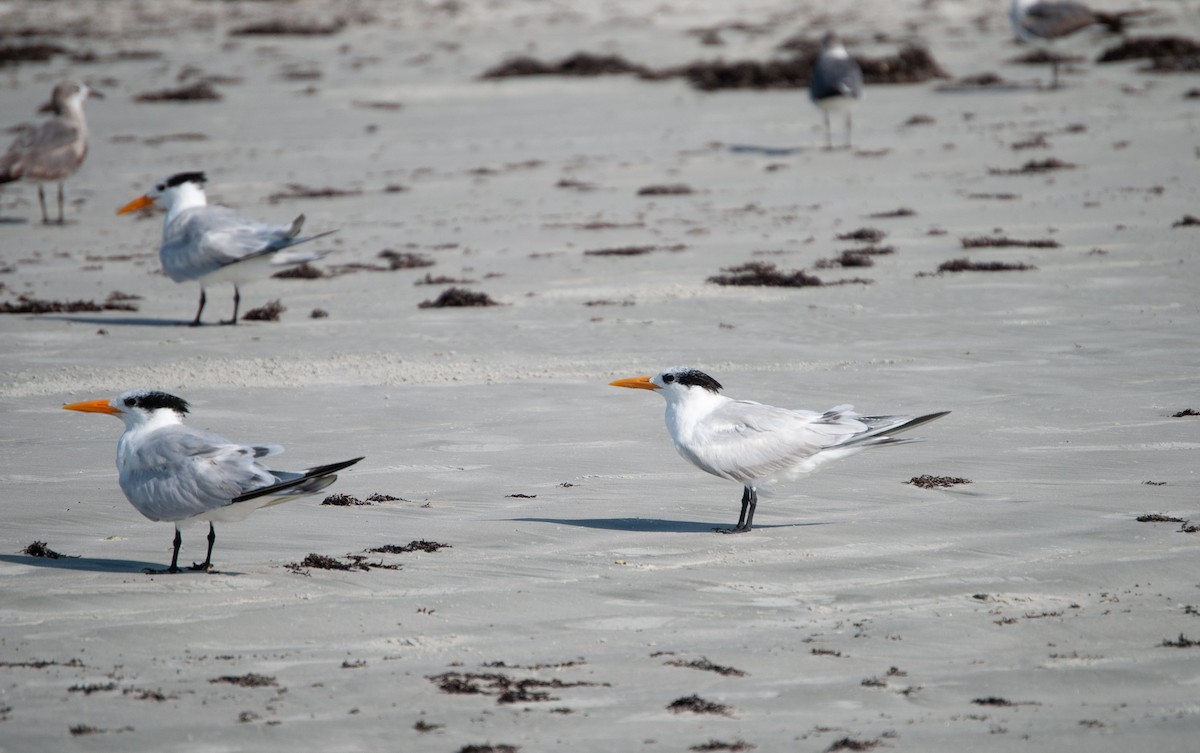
[1,1,1198,750]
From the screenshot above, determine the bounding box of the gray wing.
[679,401,871,483]
[1020,1,1096,40]
[118,425,277,521]
[0,119,86,182]
[810,54,863,102]
[160,206,303,282]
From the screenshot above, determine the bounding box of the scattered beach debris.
[415,273,475,285]
[584,245,656,257]
[379,250,435,269]
[455,745,519,753]
[1172,215,1200,228]
[1098,36,1200,66]
[664,657,747,677]
[267,183,362,204]
[868,207,915,218]
[667,694,733,716]
[134,82,221,102]
[285,553,401,574]
[966,192,1021,201]
[230,19,347,36]
[907,475,972,488]
[310,308,329,318]
[708,261,869,287]
[482,52,651,79]
[210,674,277,688]
[690,741,755,752]
[429,669,602,705]
[0,42,71,66]
[637,183,694,196]
[0,658,84,669]
[1012,134,1050,150]
[0,294,138,314]
[1137,514,1184,523]
[368,541,450,554]
[241,300,285,321]
[68,682,117,695]
[815,247,894,269]
[418,287,500,308]
[933,259,1036,273]
[321,493,372,506]
[273,262,325,279]
[811,648,843,657]
[826,738,882,752]
[1172,408,1199,417]
[22,541,75,559]
[836,227,885,243]
[988,158,1076,175]
[1160,634,1198,648]
[69,724,133,736]
[903,114,936,126]
[960,236,1060,249]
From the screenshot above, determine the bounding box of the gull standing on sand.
[64,389,363,573]
[809,31,863,150]
[1010,0,1135,88]
[0,81,100,224]
[611,367,948,533]
[117,172,333,325]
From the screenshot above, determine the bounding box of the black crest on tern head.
[122,390,190,415]
[662,367,723,394]
[157,172,207,191]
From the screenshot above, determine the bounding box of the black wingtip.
[231,456,364,504]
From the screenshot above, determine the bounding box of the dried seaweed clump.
[988,158,1076,175]
[664,657,747,677]
[936,259,1035,273]
[23,541,73,559]
[321,493,372,506]
[1172,408,1199,417]
[667,694,733,716]
[418,287,500,308]
[1172,215,1200,228]
[273,262,325,279]
[708,262,826,287]
[230,19,347,36]
[241,300,285,321]
[836,227,886,243]
[379,249,434,269]
[0,294,138,314]
[637,184,694,196]
[907,475,972,488]
[481,52,651,79]
[858,46,950,84]
[209,674,277,688]
[1097,36,1200,63]
[368,541,451,554]
[960,236,1060,249]
[428,670,600,705]
[134,82,221,102]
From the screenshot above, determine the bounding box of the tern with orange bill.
[117,172,333,325]
[65,389,363,573]
[611,367,948,533]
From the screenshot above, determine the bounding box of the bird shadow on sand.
[0,552,231,574]
[512,517,827,533]
[0,216,30,225]
[42,315,189,328]
[727,144,805,157]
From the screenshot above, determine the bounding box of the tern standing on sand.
[0,81,100,224]
[611,367,948,533]
[117,172,333,325]
[65,389,363,573]
[809,32,863,150]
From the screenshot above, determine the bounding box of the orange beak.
[609,376,660,391]
[117,194,156,215]
[63,399,122,416]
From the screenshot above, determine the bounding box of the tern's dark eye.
[662,373,675,383]
[124,397,136,407]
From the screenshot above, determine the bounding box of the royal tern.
[64,389,363,573]
[0,81,100,224]
[1010,0,1135,88]
[117,172,333,325]
[611,367,948,533]
[809,32,863,150]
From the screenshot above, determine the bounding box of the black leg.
[716,486,755,534]
[56,182,64,224]
[222,285,240,325]
[191,523,216,571]
[37,185,49,224]
[189,288,206,326]
[146,529,183,574]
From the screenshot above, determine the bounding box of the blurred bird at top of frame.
[1010,0,1144,88]
[65,389,363,574]
[611,367,948,534]
[809,31,863,150]
[0,81,102,225]
[117,172,334,326]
